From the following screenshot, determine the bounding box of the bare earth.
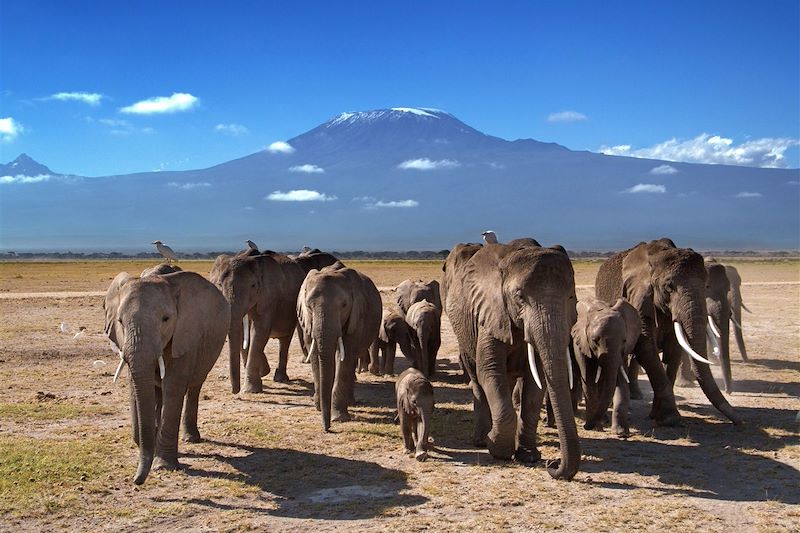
[0,259,798,532]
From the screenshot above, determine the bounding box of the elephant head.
[622,240,740,424]
[293,251,339,274]
[465,243,580,479]
[396,279,442,314]
[381,309,415,361]
[573,297,640,431]
[141,263,183,277]
[705,259,733,392]
[297,263,382,431]
[104,271,230,485]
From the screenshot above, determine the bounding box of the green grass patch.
[0,402,115,421]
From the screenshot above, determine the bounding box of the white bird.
[302,245,312,253]
[152,241,178,263]
[246,240,259,250]
[481,230,498,244]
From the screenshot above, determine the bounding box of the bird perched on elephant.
[405,300,442,378]
[724,264,750,361]
[211,251,307,393]
[104,271,230,485]
[369,308,415,376]
[297,262,382,431]
[595,239,741,425]
[572,297,640,437]
[444,240,581,480]
[396,279,442,314]
[395,368,435,461]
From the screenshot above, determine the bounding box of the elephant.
[405,300,442,378]
[444,240,580,480]
[396,279,442,313]
[141,263,183,277]
[595,239,741,425]
[395,368,434,461]
[369,308,415,376]
[572,296,640,437]
[293,250,339,274]
[725,264,750,361]
[703,259,734,393]
[211,251,307,393]
[297,262,383,431]
[103,271,230,485]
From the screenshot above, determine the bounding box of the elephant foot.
[332,410,352,423]
[242,378,264,394]
[653,410,684,427]
[273,369,290,383]
[152,456,181,471]
[182,430,202,443]
[514,446,541,464]
[260,361,271,378]
[415,451,428,462]
[486,435,515,460]
[368,365,381,376]
[612,426,631,439]
[583,421,603,431]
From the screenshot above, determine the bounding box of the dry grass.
[0,259,797,531]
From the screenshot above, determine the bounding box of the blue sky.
[1,0,798,176]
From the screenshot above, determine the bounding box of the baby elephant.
[369,308,415,376]
[396,368,434,461]
[405,300,442,378]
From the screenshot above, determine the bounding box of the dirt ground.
[0,259,798,532]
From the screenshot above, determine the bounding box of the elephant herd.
[103,238,752,484]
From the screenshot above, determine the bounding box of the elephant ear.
[571,300,593,358]
[104,272,134,349]
[426,280,442,311]
[296,276,313,339]
[613,297,642,354]
[346,270,373,337]
[166,272,211,358]
[621,244,655,319]
[464,246,512,345]
[395,280,413,314]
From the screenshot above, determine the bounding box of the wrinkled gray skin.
[396,368,434,461]
[297,262,382,431]
[702,259,734,392]
[369,308,415,376]
[210,252,306,393]
[595,239,741,425]
[396,279,442,313]
[141,263,183,277]
[572,297,640,437]
[725,265,750,361]
[104,271,230,485]
[444,241,581,480]
[405,300,442,378]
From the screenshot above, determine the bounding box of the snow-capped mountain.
[0,153,61,180]
[1,108,798,252]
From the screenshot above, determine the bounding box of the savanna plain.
[0,259,798,532]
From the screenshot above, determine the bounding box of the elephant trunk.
[128,348,157,485]
[313,311,339,431]
[528,313,581,481]
[416,326,431,378]
[678,310,742,425]
[731,304,749,361]
[584,354,620,430]
[228,309,245,394]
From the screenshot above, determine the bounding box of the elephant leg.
[400,412,414,453]
[332,351,357,422]
[634,327,682,426]
[155,383,163,432]
[369,342,381,375]
[628,359,644,400]
[129,380,140,446]
[243,318,270,393]
[516,369,544,463]
[181,385,202,443]
[296,324,309,363]
[310,346,321,411]
[153,376,187,471]
[465,360,491,447]
[511,377,522,411]
[544,394,556,428]
[476,336,516,460]
[385,343,397,376]
[611,370,631,438]
[273,335,291,383]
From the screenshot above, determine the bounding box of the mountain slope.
[1,108,798,251]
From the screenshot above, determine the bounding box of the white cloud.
[267,141,296,154]
[167,181,211,190]
[734,191,762,198]
[0,117,23,142]
[289,164,324,174]
[398,158,460,170]
[649,164,678,175]
[48,92,103,105]
[622,183,667,194]
[370,199,419,208]
[547,110,588,123]
[266,189,336,202]
[0,174,51,184]
[214,123,248,136]
[120,92,199,114]
[600,134,800,168]
[98,118,155,136]
[787,180,799,185]
[487,162,506,169]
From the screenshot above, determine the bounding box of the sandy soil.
[0,259,798,532]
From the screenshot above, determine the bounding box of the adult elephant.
[104,271,230,485]
[725,264,750,361]
[396,279,442,313]
[212,251,306,393]
[297,262,382,431]
[595,239,741,425]
[704,259,733,393]
[445,241,580,480]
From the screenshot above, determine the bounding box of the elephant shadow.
[723,378,800,397]
[179,441,428,519]
[747,357,800,373]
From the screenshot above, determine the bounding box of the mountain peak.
[324,107,452,128]
[1,153,56,177]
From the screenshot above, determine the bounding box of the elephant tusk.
[707,316,722,339]
[112,358,126,384]
[674,321,715,365]
[304,339,315,364]
[619,366,630,384]
[527,343,543,389]
[595,366,602,384]
[706,325,721,358]
[566,347,574,390]
[242,316,250,351]
[158,354,166,379]
[730,315,742,329]
[741,301,752,314]
[338,337,346,362]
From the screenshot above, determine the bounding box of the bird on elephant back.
[444,239,581,480]
[594,238,742,426]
